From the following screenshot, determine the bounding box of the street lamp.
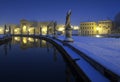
[39,26,42,36]
[46,25,49,37]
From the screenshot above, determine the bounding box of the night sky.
[0,0,120,25]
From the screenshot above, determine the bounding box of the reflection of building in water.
[12,37,49,49]
[4,43,8,55]
[65,66,71,82]
[53,46,58,62]
[9,40,11,50]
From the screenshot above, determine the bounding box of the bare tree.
[114,12,120,29]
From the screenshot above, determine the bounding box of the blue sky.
[0,0,120,25]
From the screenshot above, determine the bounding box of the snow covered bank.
[51,37,109,82]
[58,35,120,77]
[0,34,11,41]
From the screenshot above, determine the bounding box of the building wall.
[0,26,4,34]
[80,20,112,35]
[57,24,65,34]
[80,22,97,35]
[97,20,112,34]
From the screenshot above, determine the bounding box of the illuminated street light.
[6,29,9,32]
[96,35,101,38]
[58,27,64,31]
[14,29,18,32]
[28,29,31,32]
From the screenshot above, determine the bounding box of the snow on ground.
[58,35,120,76]
[0,34,5,38]
[52,38,109,82]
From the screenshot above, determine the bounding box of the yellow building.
[97,20,112,34]
[80,20,112,35]
[80,22,97,35]
[0,26,4,34]
[13,19,51,35]
[0,19,68,35]
[57,24,65,34]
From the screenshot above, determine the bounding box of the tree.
[114,12,120,29]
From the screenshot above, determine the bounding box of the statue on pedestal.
[53,21,57,38]
[65,10,71,27]
[64,10,74,42]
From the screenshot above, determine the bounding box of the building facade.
[9,19,53,35]
[80,20,112,35]
[0,20,67,35]
[97,20,112,34]
[80,22,97,35]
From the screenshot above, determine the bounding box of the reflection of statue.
[65,10,71,26]
[53,47,57,62]
[4,43,8,56]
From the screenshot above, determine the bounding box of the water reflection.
[8,40,11,50]
[66,66,72,82]
[53,46,58,62]
[0,36,86,82]
[12,37,47,49]
[4,43,8,55]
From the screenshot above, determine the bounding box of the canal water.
[0,37,77,82]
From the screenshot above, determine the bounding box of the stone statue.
[65,10,71,26]
[64,10,74,42]
[53,21,57,38]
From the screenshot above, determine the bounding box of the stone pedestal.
[53,31,57,39]
[64,25,74,42]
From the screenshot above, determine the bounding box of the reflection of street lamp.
[23,37,27,44]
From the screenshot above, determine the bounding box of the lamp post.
[40,26,42,36]
[46,25,49,37]
[20,27,22,36]
[27,29,29,36]
[13,28,14,35]
[34,28,35,36]
[4,24,7,35]
[8,26,10,35]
